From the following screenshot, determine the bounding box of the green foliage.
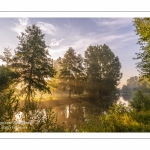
[16,107,64,132]
[127,76,138,89]
[121,85,131,93]
[0,89,19,121]
[85,44,122,101]
[48,76,59,96]
[0,47,12,67]
[0,66,19,92]
[11,24,55,107]
[0,65,19,132]
[133,18,150,79]
[121,76,139,94]
[59,47,85,97]
[98,103,140,132]
[130,90,150,111]
[0,89,19,132]
[133,18,150,44]
[138,76,150,93]
[78,103,146,132]
[131,110,150,125]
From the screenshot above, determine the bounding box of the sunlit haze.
[0,18,140,88]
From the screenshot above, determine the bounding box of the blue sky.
[0,18,141,88]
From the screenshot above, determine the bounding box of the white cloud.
[11,18,29,35]
[37,22,57,35]
[50,38,64,47]
[11,19,57,36]
[55,30,137,58]
[93,18,133,31]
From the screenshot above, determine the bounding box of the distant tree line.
[120,76,150,94]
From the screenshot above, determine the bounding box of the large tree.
[11,24,55,107]
[59,47,85,98]
[133,18,150,79]
[85,44,122,101]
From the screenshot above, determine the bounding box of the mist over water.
[15,95,131,130]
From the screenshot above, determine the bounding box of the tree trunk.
[69,88,71,98]
[26,64,33,109]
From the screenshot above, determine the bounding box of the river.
[52,95,132,129]
[14,95,133,131]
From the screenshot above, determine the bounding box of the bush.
[78,103,146,132]
[0,66,19,92]
[23,108,64,132]
[130,90,150,111]
[0,89,19,132]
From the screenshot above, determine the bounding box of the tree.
[0,47,12,66]
[2,47,12,66]
[138,76,150,93]
[11,24,55,108]
[127,76,138,89]
[0,65,18,92]
[121,85,131,93]
[122,76,139,93]
[85,44,122,101]
[131,90,150,111]
[73,54,86,95]
[59,47,85,98]
[133,18,150,79]
[0,65,19,131]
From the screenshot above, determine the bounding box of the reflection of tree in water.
[54,96,119,131]
[89,95,119,112]
[54,104,85,130]
[68,106,85,124]
[121,94,132,101]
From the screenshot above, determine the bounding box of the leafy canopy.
[133,18,150,79]
[11,24,55,104]
[85,44,122,100]
[59,47,85,97]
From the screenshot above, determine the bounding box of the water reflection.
[14,95,132,131]
[121,94,132,101]
[53,102,90,128]
[117,96,129,106]
[53,96,132,128]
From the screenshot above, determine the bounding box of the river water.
[14,95,132,131]
[52,95,132,128]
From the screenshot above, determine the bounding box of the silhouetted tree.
[85,44,122,101]
[11,24,55,108]
[121,85,131,93]
[59,47,85,98]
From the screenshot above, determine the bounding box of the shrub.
[78,103,145,132]
[0,89,19,132]
[130,90,150,111]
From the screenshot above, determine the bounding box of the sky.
[0,18,141,88]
